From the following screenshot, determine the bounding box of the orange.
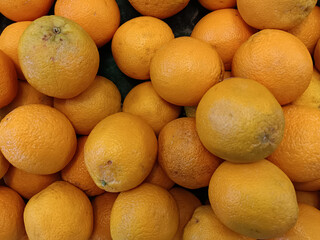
[61,136,105,197]
[295,190,320,209]
[288,6,320,54]
[232,29,313,105]
[3,166,60,199]
[183,205,255,240]
[208,160,299,239]
[110,183,179,240]
[54,0,120,47]
[128,0,190,19]
[150,36,224,106]
[122,81,181,135]
[198,0,236,10]
[0,0,54,21]
[271,204,320,240]
[91,192,118,240]
[0,151,9,179]
[294,179,320,191]
[0,21,32,80]
[0,104,77,175]
[144,160,175,190]
[18,15,99,99]
[314,38,320,72]
[84,112,157,192]
[196,77,285,163]
[191,9,256,70]
[268,105,320,182]
[158,117,221,189]
[169,187,201,240]
[54,76,121,135]
[111,16,174,80]
[0,49,18,108]
[237,0,317,30]
[0,80,53,120]
[292,67,320,109]
[0,186,26,239]
[24,181,93,240]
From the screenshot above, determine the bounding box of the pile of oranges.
[1,0,320,239]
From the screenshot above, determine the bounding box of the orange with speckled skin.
[268,105,320,182]
[18,15,99,99]
[144,160,175,190]
[0,152,9,179]
[0,104,77,175]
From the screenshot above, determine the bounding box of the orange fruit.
[294,179,320,191]
[288,6,320,54]
[0,0,54,21]
[237,0,317,30]
[128,0,190,19]
[198,0,236,10]
[91,192,118,240]
[0,186,26,239]
[150,36,224,106]
[183,205,255,240]
[314,38,320,72]
[169,187,201,240]
[292,67,320,109]
[3,166,60,199]
[24,181,93,240]
[0,80,53,120]
[111,16,174,80]
[0,49,18,108]
[268,105,320,182]
[54,75,121,135]
[158,117,221,189]
[208,160,299,239]
[84,112,157,192]
[18,15,99,99]
[232,29,313,105]
[0,152,9,179]
[144,160,175,190]
[295,190,320,209]
[191,9,256,70]
[122,81,181,135]
[196,77,285,163]
[110,183,179,240]
[54,0,120,47]
[271,204,320,240]
[0,21,32,80]
[61,136,105,197]
[0,104,77,175]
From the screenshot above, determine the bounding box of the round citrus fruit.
[294,179,320,191]
[3,166,60,199]
[198,0,236,10]
[208,160,299,239]
[0,152,9,179]
[232,29,313,105]
[111,16,174,80]
[191,8,256,70]
[150,36,224,106]
[61,136,105,197]
[84,112,157,192]
[0,21,32,80]
[54,75,121,135]
[110,183,179,240]
[237,0,317,30]
[122,81,181,135]
[196,77,284,163]
[24,181,93,240]
[268,105,320,182]
[54,0,120,47]
[0,186,26,239]
[295,190,320,209]
[128,0,190,19]
[144,160,175,190]
[158,117,221,189]
[18,15,99,98]
[0,104,77,175]
[314,38,320,72]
